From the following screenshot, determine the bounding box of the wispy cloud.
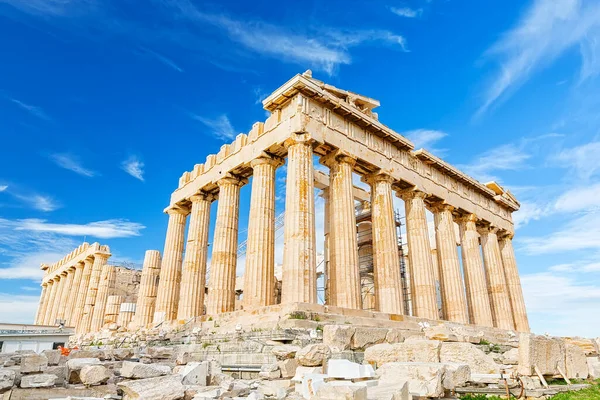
[403,129,447,150]
[0,293,40,323]
[390,7,422,18]
[0,0,95,17]
[478,0,600,116]
[0,185,7,192]
[190,113,236,141]
[459,143,530,182]
[121,155,144,181]
[49,153,96,177]
[555,140,600,181]
[136,47,183,72]
[15,218,144,238]
[9,98,50,121]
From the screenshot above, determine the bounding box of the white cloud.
[549,262,600,273]
[513,201,550,228]
[0,185,59,211]
[15,218,144,238]
[0,250,68,280]
[49,153,96,177]
[478,0,600,115]
[121,155,144,181]
[403,129,447,150]
[137,47,183,72]
[9,98,50,120]
[191,114,236,141]
[20,286,40,291]
[554,183,600,212]
[0,185,7,192]
[555,140,600,181]
[459,143,530,182]
[0,293,39,324]
[390,7,422,18]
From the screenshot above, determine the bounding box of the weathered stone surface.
[384,328,408,344]
[69,350,107,360]
[366,380,410,400]
[80,365,110,386]
[257,381,287,399]
[295,344,331,367]
[501,348,519,365]
[45,365,66,385]
[323,325,355,351]
[147,346,174,359]
[180,362,208,386]
[314,384,366,400]
[424,325,458,342]
[41,349,61,365]
[258,363,280,379]
[517,334,566,376]
[109,348,134,361]
[587,357,600,379]
[192,386,222,399]
[277,358,298,379]
[222,381,250,397]
[120,361,171,379]
[440,342,500,374]
[210,373,234,389]
[118,374,185,400]
[442,363,470,389]
[20,354,48,374]
[271,345,301,361]
[0,368,16,392]
[376,362,444,398]
[364,340,441,366]
[565,338,598,356]
[351,327,388,350]
[291,366,323,383]
[66,358,102,384]
[565,343,589,379]
[327,359,375,380]
[20,373,57,388]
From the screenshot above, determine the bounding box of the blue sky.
[1,0,600,337]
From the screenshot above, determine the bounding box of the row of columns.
[151,132,528,332]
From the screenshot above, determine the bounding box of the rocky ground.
[1,323,599,400]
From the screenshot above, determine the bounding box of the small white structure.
[0,322,74,353]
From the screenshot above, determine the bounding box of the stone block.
[314,383,367,400]
[66,358,101,384]
[291,366,323,383]
[501,348,519,365]
[440,342,500,374]
[441,363,470,389]
[564,338,598,356]
[109,348,134,361]
[258,363,280,379]
[20,354,48,374]
[20,373,57,388]
[271,345,301,361]
[384,328,407,344]
[120,361,171,379]
[326,359,375,380]
[300,373,327,399]
[147,346,174,359]
[376,362,444,398]
[45,365,66,385]
[180,362,208,386]
[278,358,298,379]
[41,349,61,365]
[587,357,600,379]
[323,325,355,352]
[366,380,410,400]
[363,340,441,367]
[0,368,16,392]
[518,334,566,376]
[565,343,588,379]
[118,374,186,400]
[295,344,331,367]
[69,349,107,360]
[351,327,388,350]
[424,325,458,342]
[80,365,110,386]
[192,386,222,399]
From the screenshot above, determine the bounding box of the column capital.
[319,149,356,168]
[250,153,284,169]
[166,205,190,216]
[41,282,48,287]
[455,213,478,224]
[476,223,499,235]
[93,252,112,261]
[190,192,215,203]
[283,133,315,149]
[428,201,455,214]
[396,187,428,201]
[498,230,514,240]
[362,171,394,185]
[216,174,247,188]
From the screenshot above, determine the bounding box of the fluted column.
[282,135,317,304]
[91,265,116,331]
[56,271,71,322]
[398,189,438,320]
[61,268,77,325]
[72,258,93,329]
[322,189,331,305]
[431,203,468,323]
[42,279,57,325]
[243,155,283,310]
[479,225,515,330]
[365,173,404,314]
[80,252,111,333]
[321,151,361,309]
[154,206,188,323]
[456,214,494,327]
[47,276,64,325]
[206,176,244,314]
[105,295,124,325]
[35,283,48,325]
[68,262,85,327]
[177,194,213,320]
[134,250,162,327]
[499,233,530,332]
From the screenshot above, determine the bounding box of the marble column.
[56,271,71,322]
[105,295,124,325]
[456,214,494,327]
[118,304,135,328]
[321,151,361,309]
[177,194,212,320]
[321,188,331,305]
[47,276,63,325]
[61,268,77,325]
[154,206,188,323]
[398,189,439,320]
[134,250,162,328]
[42,279,57,325]
[243,155,282,310]
[68,262,85,327]
[499,233,530,332]
[207,176,243,314]
[479,225,515,330]
[80,253,110,333]
[72,258,93,329]
[35,283,48,325]
[365,173,404,314]
[431,204,468,323]
[91,265,116,331]
[282,135,317,304]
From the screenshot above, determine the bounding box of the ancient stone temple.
[147,71,529,333]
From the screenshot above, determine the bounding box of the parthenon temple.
[36,71,529,334]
